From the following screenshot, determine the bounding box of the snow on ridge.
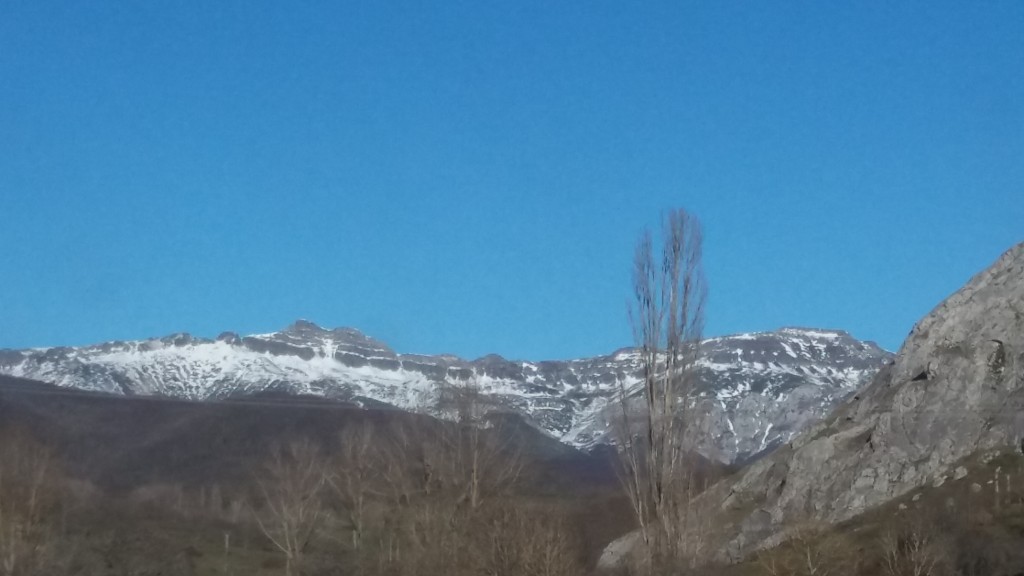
[38,338,440,407]
[0,321,892,463]
[705,327,848,343]
[778,327,846,339]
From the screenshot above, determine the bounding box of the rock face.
[567,328,889,463]
[712,242,1024,558]
[0,322,889,464]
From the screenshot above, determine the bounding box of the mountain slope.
[700,242,1024,558]
[0,322,890,464]
[0,373,616,493]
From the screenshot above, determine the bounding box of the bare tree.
[380,420,427,504]
[252,438,329,576]
[483,504,584,576]
[321,412,589,576]
[330,421,388,555]
[613,208,708,569]
[0,426,63,576]
[434,377,523,510]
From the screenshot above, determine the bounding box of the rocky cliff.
[712,242,1024,558]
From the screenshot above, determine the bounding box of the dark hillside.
[0,374,618,492]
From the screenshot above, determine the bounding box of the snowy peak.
[701,327,887,391]
[0,323,892,464]
[285,319,324,333]
[243,320,399,369]
[277,320,387,350]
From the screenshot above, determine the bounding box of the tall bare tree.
[252,439,329,576]
[614,208,708,569]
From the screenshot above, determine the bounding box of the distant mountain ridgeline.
[0,322,890,464]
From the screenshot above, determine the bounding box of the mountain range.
[0,322,890,464]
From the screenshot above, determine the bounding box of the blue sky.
[1,2,1021,360]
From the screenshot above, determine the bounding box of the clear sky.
[1,2,1021,360]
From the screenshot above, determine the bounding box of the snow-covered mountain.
[0,321,891,463]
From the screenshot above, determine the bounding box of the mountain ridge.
[0,322,892,464]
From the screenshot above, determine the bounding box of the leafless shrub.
[880,512,950,576]
[482,503,584,576]
[756,522,857,576]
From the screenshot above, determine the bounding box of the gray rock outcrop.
[715,242,1024,557]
